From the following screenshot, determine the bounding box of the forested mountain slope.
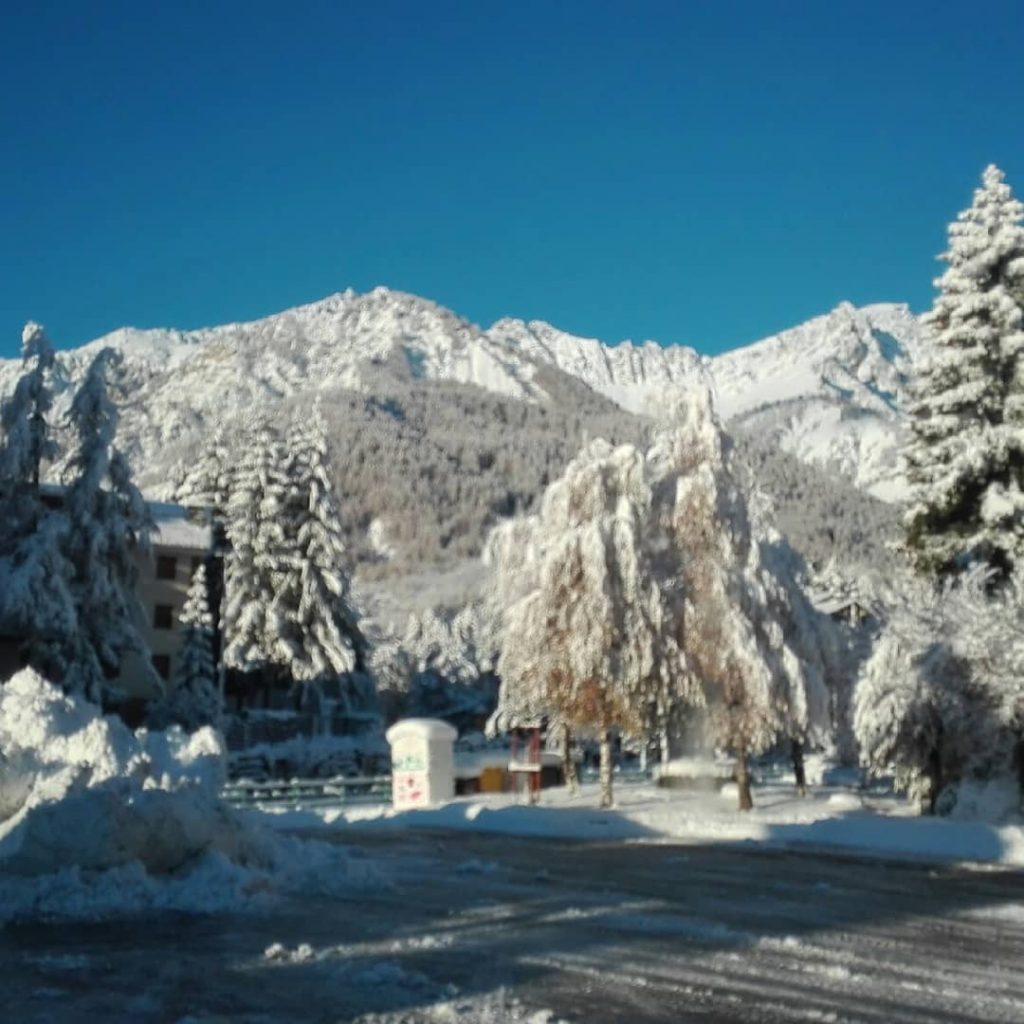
[0,287,916,613]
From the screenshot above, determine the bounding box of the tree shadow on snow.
[3,821,1024,1023]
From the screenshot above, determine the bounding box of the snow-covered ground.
[4,824,1024,1022]
[253,773,1024,868]
[5,674,1024,1021]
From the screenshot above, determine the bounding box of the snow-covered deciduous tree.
[647,391,831,810]
[270,412,369,710]
[151,563,221,731]
[904,164,1024,580]
[853,572,1004,812]
[0,323,77,680]
[933,571,1024,803]
[60,348,155,701]
[491,439,692,808]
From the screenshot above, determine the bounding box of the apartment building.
[0,495,216,710]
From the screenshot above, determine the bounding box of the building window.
[152,654,171,680]
[153,604,175,630]
[156,555,177,580]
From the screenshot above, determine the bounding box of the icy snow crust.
[0,669,378,926]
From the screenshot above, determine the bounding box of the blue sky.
[1,1,1022,358]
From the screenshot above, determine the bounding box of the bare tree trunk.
[599,730,614,808]
[791,738,807,797]
[639,741,648,775]
[1016,732,1024,812]
[736,738,754,811]
[925,745,943,815]
[659,724,670,765]
[561,726,579,795]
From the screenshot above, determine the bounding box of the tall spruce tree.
[222,423,289,682]
[0,323,77,679]
[271,412,368,709]
[904,165,1024,579]
[153,562,221,730]
[61,348,155,701]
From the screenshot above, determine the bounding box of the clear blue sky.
[2,0,1022,358]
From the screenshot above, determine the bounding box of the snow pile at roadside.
[0,669,379,925]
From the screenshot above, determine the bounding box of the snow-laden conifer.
[60,348,155,700]
[173,426,235,518]
[152,563,221,730]
[270,411,369,711]
[648,390,831,809]
[0,323,57,508]
[0,323,77,680]
[222,423,288,679]
[904,165,1024,579]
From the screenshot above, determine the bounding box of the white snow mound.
[0,670,382,925]
[0,669,237,875]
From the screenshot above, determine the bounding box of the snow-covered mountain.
[0,287,921,570]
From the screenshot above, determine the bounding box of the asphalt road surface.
[3,827,1024,1023]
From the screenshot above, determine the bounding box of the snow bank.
[258,775,1024,868]
[0,668,238,875]
[0,670,379,925]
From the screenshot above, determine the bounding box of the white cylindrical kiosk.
[386,718,458,809]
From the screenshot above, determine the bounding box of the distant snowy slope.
[486,317,711,415]
[0,287,920,582]
[710,303,923,499]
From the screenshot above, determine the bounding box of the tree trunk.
[639,742,648,775]
[736,738,754,811]
[925,743,943,816]
[1016,732,1024,811]
[791,738,807,797]
[561,726,579,795]
[659,725,670,765]
[599,730,614,808]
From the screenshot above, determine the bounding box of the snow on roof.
[148,502,212,552]
[386,718,458,744]
[38,484,212,553]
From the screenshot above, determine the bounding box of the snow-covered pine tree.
[61,348,156,701]
[904,165,1024,580]
[222,422,289,688]
[0,323,57,511]
[0,323,78,680]
[647,390,829,810]
[269,411,370,714]
[156,562,221,730]
[173,425,235,520]
[492,439,691,808]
